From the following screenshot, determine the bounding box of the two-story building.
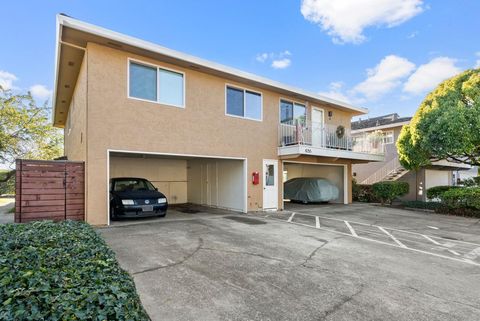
[53,15,384,225]
[351,114,470,201]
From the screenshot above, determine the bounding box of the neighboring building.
[53,15,384,225]
[351,114,470,201]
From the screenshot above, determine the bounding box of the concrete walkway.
[0,197,14,224]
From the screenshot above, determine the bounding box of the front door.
[311,107,325,147]
[263,159,278,210]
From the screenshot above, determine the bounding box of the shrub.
[372,181,409,205]
[0,220,150,320]
[0,170,15,195]
[441,187,480,213]
[402,200,443,211]
[460,176,480,187]
[352,182,379,203]
[426,185,460,200]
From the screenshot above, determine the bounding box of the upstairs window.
[128,60,184,108]
[280,100,306,125]
[226,86,262,121]
[383,130,394,144]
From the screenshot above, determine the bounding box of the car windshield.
[113,179,156,192]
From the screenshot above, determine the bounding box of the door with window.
[263,159,278,210]
[311,107,325,148]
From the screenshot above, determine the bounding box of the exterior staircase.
[361,157,409,185]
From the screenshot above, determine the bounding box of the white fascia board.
[278,145,385,162]
[56,15,368,115]
[52,15,62,124]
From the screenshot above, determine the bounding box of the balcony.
[278,121,385,162]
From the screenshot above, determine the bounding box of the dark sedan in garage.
[109,177,168,220]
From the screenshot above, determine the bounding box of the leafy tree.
[0,86,63,184]
[397,69,480,169]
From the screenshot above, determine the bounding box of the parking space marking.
[378,226,407,248]
[448,250,461,256]
[263,211,480,267]
[287,212,295,223]
[422,234,441,245]
[344,221,358,237]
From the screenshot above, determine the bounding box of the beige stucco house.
[53,15,384,225]
[351,114,470,201]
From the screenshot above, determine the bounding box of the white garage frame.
[106,149,248,226]
[281,160,348,208]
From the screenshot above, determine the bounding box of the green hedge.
[442,187,480,213]
[402,200,443,211]
[0,221,150,320]
[352,182,379,203]
[426,185,459,200]
[372,181,409,205]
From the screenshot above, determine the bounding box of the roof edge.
[55,14,368,116]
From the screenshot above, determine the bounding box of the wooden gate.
[15,159,85,223]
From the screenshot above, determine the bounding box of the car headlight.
[122,199,135,205]
[157,198,167,204]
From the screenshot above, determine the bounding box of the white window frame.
[127,58,185,109]
[383,130,394,144]
[225,84,263,122]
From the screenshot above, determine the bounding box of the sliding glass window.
[226,86,262,121]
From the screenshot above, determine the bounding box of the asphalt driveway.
[98,204,480,321]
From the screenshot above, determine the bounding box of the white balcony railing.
[278,121,385,156]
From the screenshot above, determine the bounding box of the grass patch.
[0,220,150,320]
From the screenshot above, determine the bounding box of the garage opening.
[107,151,246,223]
[282,162,346,205]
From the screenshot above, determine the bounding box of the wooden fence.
[15,159,85,223]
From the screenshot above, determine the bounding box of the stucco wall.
[65,42,357,224]
[352,125,403,183]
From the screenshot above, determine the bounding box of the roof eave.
[56,15,368,116]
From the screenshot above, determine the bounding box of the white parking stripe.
[344,221,358,237]
[378,226,407,248]
[315,216,320,229]
[422,234,441,245]
[448,250,461,256]
[287,212,295,223]
[267,216,480,267]
[286,211,480,247]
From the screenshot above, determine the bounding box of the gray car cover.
[284,177,339,203]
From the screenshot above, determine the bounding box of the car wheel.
[110,205,116,220]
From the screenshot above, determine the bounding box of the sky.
[1,0,479,119]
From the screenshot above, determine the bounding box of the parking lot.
[264,203,480,266]
[99,203,480,321]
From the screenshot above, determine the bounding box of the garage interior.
[108,152,247,218]
[282,162,346,204]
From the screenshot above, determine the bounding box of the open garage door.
[283,162,347,204]
[108,151,247,224]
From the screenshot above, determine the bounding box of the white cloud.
[475,52,480,68]
[256,53,269,63]
[403,57,460,94]
[300,0,424,44]
[271,58,291,69]
[407,31,419,39]
[0,70,18,90]
[353,55,415,99]
[319,81,352,103]
[29,84,52,101]
[256,50,292,69]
